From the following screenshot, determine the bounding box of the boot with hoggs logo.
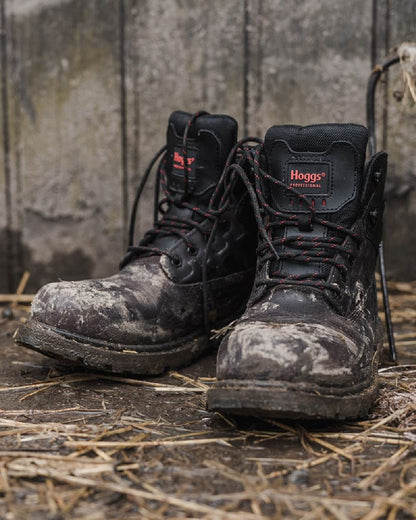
[15,111,257,375]
[207,123,387,420]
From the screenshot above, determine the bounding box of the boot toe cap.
[217,321,372,386]
[31,279,127,340]
[29,260,202,345]
[29,271,172,344]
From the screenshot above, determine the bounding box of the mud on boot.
[16,111,257,375]
[207,123,387,420]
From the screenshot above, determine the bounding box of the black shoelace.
[226,143,361,298]
[121,110,261,332]
[123,111,211,266]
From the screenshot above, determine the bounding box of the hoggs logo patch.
[287,163,330,194]
[290,169,325,185]
[173,151,196,171]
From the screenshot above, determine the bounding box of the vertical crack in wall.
[254,0,263,137]
[0,0,13,292]
[201,2,209,107]
[242,0,249,137]
[131,0,140,212]
[9,12,23,285]
[371,0,378,68]
[381,0,391,151]
[119,0,128,248]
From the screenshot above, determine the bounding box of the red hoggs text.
[173,152,196,171]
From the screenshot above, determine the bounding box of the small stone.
[288,469,309,486]
[2,307,14,320]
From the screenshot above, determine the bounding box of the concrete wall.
[0,0,415,292]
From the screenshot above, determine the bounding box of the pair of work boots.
[16,110,387,420]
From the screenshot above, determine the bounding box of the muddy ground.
[1,282,416,519]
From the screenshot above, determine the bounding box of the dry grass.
[0,281,416,518]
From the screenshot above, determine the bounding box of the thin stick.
[65,437,246,449]
[0,294,35,303]
[15,271,30,296]
[358,445,410,490]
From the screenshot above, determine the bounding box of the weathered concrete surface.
[7,0,69,15]
[1,0,123,292]
[246,0,372,134]
[1,0,416,291]
[379,0,416,279]
[123,0,245,238]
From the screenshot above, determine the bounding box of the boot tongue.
[144,111,237,253]
[165,111,237,201]
[263,124,368,224]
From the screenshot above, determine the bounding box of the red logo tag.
[290,169,326,186]
[287,163,330,195]
[173,151,196,171]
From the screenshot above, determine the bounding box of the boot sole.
[15,319,214,375]
[206,378,379,421]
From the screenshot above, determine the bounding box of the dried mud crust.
[207,378,380,420]
[15,319,214,375]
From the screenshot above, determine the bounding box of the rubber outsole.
[15,320,212,375]
[206,378,379,421]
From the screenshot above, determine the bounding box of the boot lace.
[121,110,261,332]
[121,111,212,267]
[228,143,362,297]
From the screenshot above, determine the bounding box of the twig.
[0,294,35,303]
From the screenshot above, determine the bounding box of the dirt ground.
[1,282,416,519]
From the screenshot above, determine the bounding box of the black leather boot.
[16,111,257,375]
[207,123,387,420]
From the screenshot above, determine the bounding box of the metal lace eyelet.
[187,246,198,256]
[331,283,342,298]
[373,171,382,183]
[171,256,182,267]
